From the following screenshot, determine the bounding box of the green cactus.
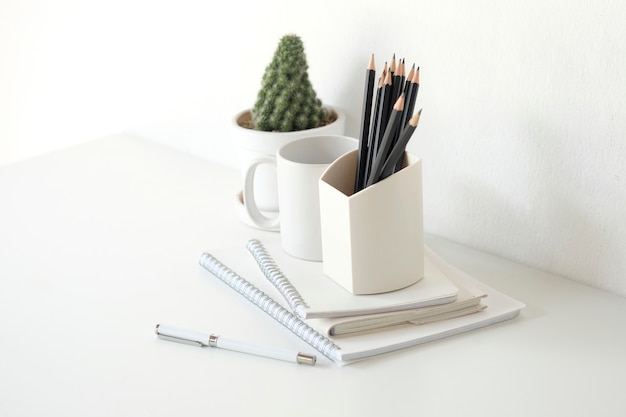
[251,34,329,132]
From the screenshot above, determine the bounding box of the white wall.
[2,0,626,296]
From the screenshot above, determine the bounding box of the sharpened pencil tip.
[413,67,420,84]
[368,53,375,70]
[393,93,406,111]
[384,70,392,84]
[409,109,422,127]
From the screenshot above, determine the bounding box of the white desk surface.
[1,133,625,417]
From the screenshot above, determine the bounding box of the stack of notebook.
[201,238,525,365]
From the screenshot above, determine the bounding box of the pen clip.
[155,324,207,347]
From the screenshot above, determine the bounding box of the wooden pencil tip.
[413,67,420,83]
[368,53,376,70]
[393,93,406,110]
[409,109,422,126]
[384,70,392,84]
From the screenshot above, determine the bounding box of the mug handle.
[243,156,281,231]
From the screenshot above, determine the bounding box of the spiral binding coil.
[198,252,341,362]
[246,239,310,314]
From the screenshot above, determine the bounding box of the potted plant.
[232,34,346,227]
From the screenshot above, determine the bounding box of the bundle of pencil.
[354,53,422,192]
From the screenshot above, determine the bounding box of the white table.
[1,134,625,416]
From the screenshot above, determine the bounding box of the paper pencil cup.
[319,150,424,295]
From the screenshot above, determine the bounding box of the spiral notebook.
[199,238,525,365]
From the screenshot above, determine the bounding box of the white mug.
[234,107,347,222]
[243,135,357,261]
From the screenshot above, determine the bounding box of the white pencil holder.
[319,149,424,295]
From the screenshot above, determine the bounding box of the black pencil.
[361,71,385,191]
[390,57,403,104]
[403,63,415,96]
[405,66,420,126]
[368,70,393,170]
[378,109,422,181]
[375,69,394,145]
[367,72,384,152]
[369,62,387,149]
[396,67,420,171]
[400,64,416,127]
[365,93,405,187]
[355,54,376,193]
[390,59,407,148]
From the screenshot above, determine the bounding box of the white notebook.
[200,238,525,365]
[320,276,487,337]
[242,239,459,319]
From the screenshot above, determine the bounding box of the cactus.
[251,34,329,132]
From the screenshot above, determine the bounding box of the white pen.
[155,324,316,366]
